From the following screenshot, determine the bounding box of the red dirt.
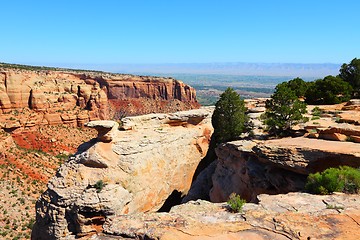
[11,131,74,154]
[0,156,48,183]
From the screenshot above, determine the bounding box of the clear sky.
[1,0,359,66]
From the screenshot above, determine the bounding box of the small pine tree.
[212,87,249,143]
[262,84,308,136]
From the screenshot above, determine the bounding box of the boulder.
[337,111,360,125]
[342,99,360,110]
[44,113,63,125]
[319,132,348,141]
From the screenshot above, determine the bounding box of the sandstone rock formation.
[303,101,360,142]
[210,137,360,203]
[89,193,360,240]
[32,108,213,239]
[0,67,199,131]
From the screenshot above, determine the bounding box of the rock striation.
[0,67,199,130]
[89,193,360,240]
[32,108,213,239]
[210,137,360,203]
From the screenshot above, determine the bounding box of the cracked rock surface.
[91,193,360,240]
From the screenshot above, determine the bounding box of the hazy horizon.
[7,61,339,79]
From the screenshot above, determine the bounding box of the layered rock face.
[210,137,360,202]
[0,68,199,129]
[32,108,213,239]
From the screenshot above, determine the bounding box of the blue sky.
[1,0,359,66]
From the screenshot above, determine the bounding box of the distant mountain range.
[114,62,341,78]
[12,62,341,79]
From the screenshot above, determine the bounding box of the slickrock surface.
[0,68,199,131]
[32,108,213,239]
[210,138,360,202]
[303,101,360,142]
[90,193,360,240]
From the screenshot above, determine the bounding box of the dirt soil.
[0,125,96,240]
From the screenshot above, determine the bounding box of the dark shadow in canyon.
[157,190,183,212]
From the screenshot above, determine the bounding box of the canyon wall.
[0,68,199,130]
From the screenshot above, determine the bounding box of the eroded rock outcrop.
[0,67,199,130]
[210,137,360,202]
[90,193,360,240]
[32,108,213,239]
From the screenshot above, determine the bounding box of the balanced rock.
[32,108,213,239]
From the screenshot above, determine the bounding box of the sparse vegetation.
[311,106,322,117]
[227,193,246,213]
[55,153,70,161]
[94,180,106,193]
[0,125,97,239]
[305,166,360,195]
[0,62,104,74]
[326,204,344,210]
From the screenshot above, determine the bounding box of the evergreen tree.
[339,58,360,97]
[262,84,308,136]
[212,88,249,143]
[284,77,308,98]
[305,76,352,104]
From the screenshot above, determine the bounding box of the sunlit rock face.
[0,68,200,130]
[32,108,213,239]
[210,137,360,203]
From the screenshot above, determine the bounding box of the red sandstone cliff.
[0,67,199,130]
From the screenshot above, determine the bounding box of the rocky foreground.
[95,193,360,240]
[31,101,360,239]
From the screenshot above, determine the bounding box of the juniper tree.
[262,84,308,136]
[212,88,249,143]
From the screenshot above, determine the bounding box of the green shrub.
[26,218,35,230]
[311,106,322,117]
[227,193,246,212]
[305,166,360,194]
[94,180,106,193]
[55,153,69,161]
[326,204,344,210]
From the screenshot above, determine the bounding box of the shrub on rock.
[305,166,360,194]
[227,193,246,213]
